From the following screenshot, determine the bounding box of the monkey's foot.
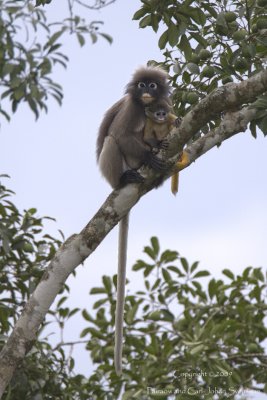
[119,170,145,186]
[145,152,168,171]
[176,151,190,170]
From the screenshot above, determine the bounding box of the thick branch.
[170,106,257,176]
[0,70,266,396]
[167,68,267,157]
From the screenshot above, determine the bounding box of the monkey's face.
[125,66,170,105]
[153,109,168,123]
[137,81,159,105]
[127,79,166,105]
[145,106,168,124]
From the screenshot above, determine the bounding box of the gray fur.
[96,66,170,375]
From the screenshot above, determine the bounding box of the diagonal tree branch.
[0,69,266,396]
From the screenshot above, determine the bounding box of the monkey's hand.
[158,139,169,150]
[144,151,168,171]
[174,117,182,128]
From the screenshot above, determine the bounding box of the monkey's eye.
[156,111,166,118]
[138,82,146,89]
[149,82,158,89]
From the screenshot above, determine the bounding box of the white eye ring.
[138,82,146,88]
[149,82,157,89]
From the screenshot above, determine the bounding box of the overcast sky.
[1,1,267,397]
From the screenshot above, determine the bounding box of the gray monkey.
[96,66,170,375]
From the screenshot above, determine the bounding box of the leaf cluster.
[0,175,63,330]
[133,0,267,137]
[0,0,112,121]
[0,176,96,399]
[0,176,75,399]
[83,237,267,399]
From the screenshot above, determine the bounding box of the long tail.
[171,172,179,195]
[114,213,129,375]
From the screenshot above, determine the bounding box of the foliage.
[133,0,267,137]
[0,175,88,399]
[1,175,267,399]
[83,237,267,400]
[0,0,113,121]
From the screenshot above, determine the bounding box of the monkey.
[144,99,177,148]
[96,66,171,375]
[143,101,184,195]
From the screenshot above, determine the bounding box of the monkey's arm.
[119,133,167,172]
[168,113,178,123]
[96,98,125,160]
[167,113,182,130]
[144,120,169,149]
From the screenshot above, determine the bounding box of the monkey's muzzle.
[141,93,153,104]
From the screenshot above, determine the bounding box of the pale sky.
[1,1,267,398]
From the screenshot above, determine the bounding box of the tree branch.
[0,69,266,396]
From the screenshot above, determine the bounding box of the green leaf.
[90,287,106,295]
[253,268,264,282]
[180,257,189,272]
[162,268,172,283]
[90,32,98,44]
[77,33,85,47]
[208,278,217,299]
[180,34,192,60]
[151,278,161,290]
[144,265,154,277]
[190,32,208,47]
[168,266,184,276]
[151,14,160,32]
[160,250,179,263]
[133,259,150,271]
[139,15,152,28]
[257,115,267,135]
[102,275,112,293]
[150,236,159,256]
[0,108,11,122]
[99,33,113,44]
[132,7,148,21]
[57,296,67,308]
[144,245,157,260]
[190,8,206,26]
[182,70,191,84]
[44,29,65,50]
[190,261,199,273]
[82,309,94,322]
[161,309,174,321]
[222,269,235,280]
[189,343,205,354]
[148,310,161,321]
[250,120,257,138]
[168,22,180,47]
[125,302,139,324]
[93,298,108,309]
[158,30,168,49]
[193,270,210,278]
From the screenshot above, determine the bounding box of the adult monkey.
[96,66,170,375]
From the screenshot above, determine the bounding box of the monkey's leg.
[171,151,189,195]
[114,213,129,375]
[119,135,169,173]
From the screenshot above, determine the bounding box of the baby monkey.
[144,101,184,195]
